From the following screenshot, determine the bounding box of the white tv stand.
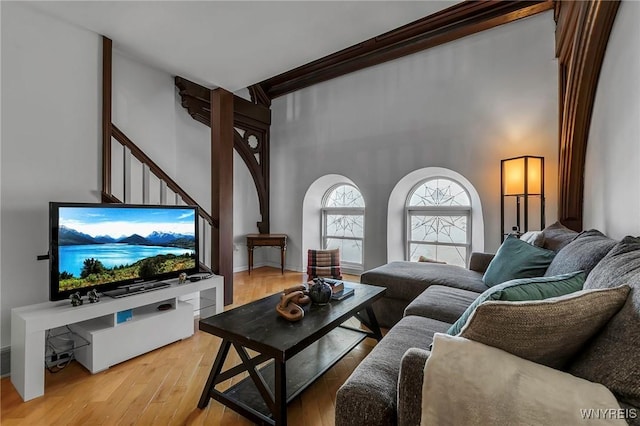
[10,276,224,401]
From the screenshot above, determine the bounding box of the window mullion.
[405,177,472,266]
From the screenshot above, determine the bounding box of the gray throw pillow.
[447,271,586,336]
[459,285,630,369]
[568,236,640,408]
[482,236,556,287]
[542,221,578,252]
[544,229,616,277]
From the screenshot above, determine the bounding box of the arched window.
[406,178,471,267]
[322,184,365,270]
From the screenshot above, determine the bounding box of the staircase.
[102,124,216,273]
[101,37,272,305]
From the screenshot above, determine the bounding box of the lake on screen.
[59,244,194,277]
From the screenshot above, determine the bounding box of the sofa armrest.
[397,348,430,426]
[468,252,494,273]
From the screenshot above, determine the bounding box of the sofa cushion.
[421,334,627,426]
[482,236,556,287]
[418,256,446,264]
[360,261,486,301]
[468,252,495,273]
[459,286,630,369]
[335,316,450,426]
[544,229,616,277]
[404,285,479,323]
[542,221,579,252]
[568,236,640,408]
[447,271,586,336]
[520,230,545,247]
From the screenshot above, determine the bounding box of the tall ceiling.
[27,1,456,91]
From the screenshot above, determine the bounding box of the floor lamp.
[500,156,545,242]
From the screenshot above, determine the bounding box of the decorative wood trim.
[258,0,553,99]
[211,88,235,305]
[555,0,620,231]
[102,37,113,199]
[176,76,272,234]
[248,84,271,107]
[233,128,270,234]
[101,192,122,204]
[234,95,271,125]
[176,77,271,126]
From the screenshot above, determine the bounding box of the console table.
[10,276,224,401]
[246,234,287,274]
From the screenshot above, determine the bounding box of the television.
[49,202,200,301]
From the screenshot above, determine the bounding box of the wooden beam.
[176,77,272,235]
[258,0,553,99]
[234,96,271,125]
[211,88,235,305]
[556,0,620,231]
[102,37,113,201]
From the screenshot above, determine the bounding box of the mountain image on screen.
[56,206,197,292]
[59,227,195,249]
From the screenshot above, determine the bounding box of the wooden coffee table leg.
[354,306,382,342]
[274,360,287,426]
[198,339,231,408]
[364,307,383,341]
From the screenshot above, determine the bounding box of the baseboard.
[234,262,303,274]
[1,346,10,378]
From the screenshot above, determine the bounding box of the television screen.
[49,202,199,301]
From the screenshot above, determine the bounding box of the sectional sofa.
[335,223,640,425]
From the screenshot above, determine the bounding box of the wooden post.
[211,88,234,305]
[102,37,112,200]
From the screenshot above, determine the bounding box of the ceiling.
[28,1,456,92]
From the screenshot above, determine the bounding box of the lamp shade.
[502,156,543,196]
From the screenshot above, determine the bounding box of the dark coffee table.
[197,281,385,425]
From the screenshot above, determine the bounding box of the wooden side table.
[246,234,287,274]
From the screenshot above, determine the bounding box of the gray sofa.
[336,224,640,426]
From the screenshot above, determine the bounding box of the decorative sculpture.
[70,292,83,307]
[276,291,305,321]
[87,289,100,303]
[308,278,332,305]
[283,285,310,305]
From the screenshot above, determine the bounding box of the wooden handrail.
[110,124,218,229]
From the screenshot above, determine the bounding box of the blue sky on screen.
[59,206,196,238]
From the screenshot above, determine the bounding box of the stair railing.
[103,124,216,272]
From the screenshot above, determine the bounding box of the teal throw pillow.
[447,271,586,336]
[482,236,556,287]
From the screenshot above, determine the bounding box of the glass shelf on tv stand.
[45,326,90,366]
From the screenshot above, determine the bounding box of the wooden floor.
[1,268,376,425]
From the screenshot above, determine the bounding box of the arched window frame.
[405,177,472,266]
[321,183,365,271]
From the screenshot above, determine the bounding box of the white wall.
[0,3,261,351]
[1,2,101,348]
[584,1,640,238]
[270,12,559,272]
[112,52,262,271]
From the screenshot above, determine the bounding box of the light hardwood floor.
[1,268,376,425]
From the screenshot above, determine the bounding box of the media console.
[10,276,224,401]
